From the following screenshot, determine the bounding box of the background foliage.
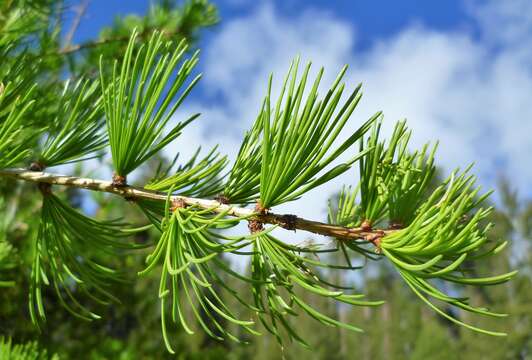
[0,1,530,359]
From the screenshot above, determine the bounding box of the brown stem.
[0,168,396,243]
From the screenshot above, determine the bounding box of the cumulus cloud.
[167,0,532,247]
[467,0,532,48]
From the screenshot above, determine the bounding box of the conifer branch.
[0,27,515,346]
[0,168,393,244]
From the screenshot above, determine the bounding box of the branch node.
[170,197,187,212]
[248,219,264,234]
[112,173,127,187]
[248,201,269,234]
[38,182,52,196]
[29,161,45,172]
[124,195,136,203]
[214,194,230,205]
[254,201,269,214]
[361,219,372,231]
[365,230,384,254]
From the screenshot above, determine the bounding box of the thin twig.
[57,27,182,56]
[0,168,396,243]
[62,0,90,50]
[59,34,129,55]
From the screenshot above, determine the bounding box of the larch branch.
[0,168,394,244]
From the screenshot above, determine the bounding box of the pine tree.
[0,0,517,355]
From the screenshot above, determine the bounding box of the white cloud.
[167,0,532,247]
[467,0,532,49]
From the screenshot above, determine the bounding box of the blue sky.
[67,0,532,228]
[73,0,471,50]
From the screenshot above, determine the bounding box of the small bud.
[170,198,187,212]
[214,194,230,205]
[360,219,372,231]
[254,201,268,214]
[248,219,264,233]
[29,162,45,171]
